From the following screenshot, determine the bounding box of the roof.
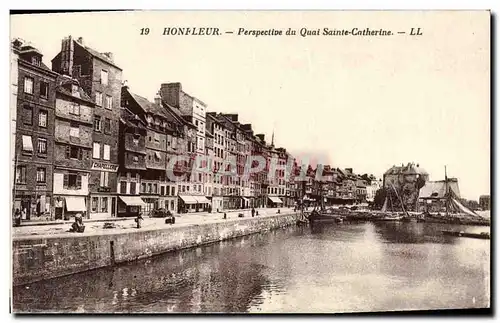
[419,180,461,199]
[74,40,122,70]
[129,92,166,118]
[18,57,56,75]
[57,86,94,105]
[161,100,196,128]
[384,163,429,176]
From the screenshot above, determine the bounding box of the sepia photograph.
[9,9,491,314]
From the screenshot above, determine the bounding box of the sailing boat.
[423,166,490,226]
[376,183,404,221]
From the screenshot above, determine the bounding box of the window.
[21,135,33,152]
[103,144,110,160]
[132,155,139,162]
[94,115,101,132]
[147,183,152,193]
[166,186,171,196]
[130,182,136,195]
[104,118,111,134]
[100,70,108,85]
[15,166,27,184]
[153,184,158,194]
[93,142,100,159]
[38,110,47,127]
[101,197,108,213]
[37,138,47,154]
[40,82,49,98]
[154,133,160,142]
[172,187,176,196]
[70,124,80,138]
[23,106,33,125]
[160,186,165,196]
[32,56,41,66]
[66,145,82,159]
[106,95,112,110]
[100,171,109,187]
[70,102,80,115]
[36,168,46,183]
[24,77,34,94]
[141,183,146,193]
[95,92,102,106]
[120,181,127,194]
[64,173,82,189]
[91,197,99,212]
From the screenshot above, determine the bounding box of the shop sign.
[91,162,118,172]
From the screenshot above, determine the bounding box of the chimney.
[60,36,74,76]
[102,52,114,61]
[12,38,23,51]
[160,83,182,108]
[154,92,161,105]
[256,134,265,142]
[77,37,84,45]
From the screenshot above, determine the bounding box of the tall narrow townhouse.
[240,123,256,208]
[206,112,225,211]
[204,129,215,210]
[216,114,238,209]
[52,76,95,220]
[254,134,269,208]
[14,41,58,221]
[10,40,20,206]
[159,84,210,213]
[275,147,289,207]
[121,88,170,214]
[52,36,122,219]
[117,100,148,218]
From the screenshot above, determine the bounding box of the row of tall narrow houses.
[12,35,388,222]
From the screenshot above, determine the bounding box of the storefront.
[178,195,211,213]
[118,196,146,217]
[267,196,283,208]
[53,196,87,220]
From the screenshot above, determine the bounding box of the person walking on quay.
[251,207,256,217]
[13,208,21,227]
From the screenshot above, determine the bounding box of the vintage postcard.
[9,10,490,314]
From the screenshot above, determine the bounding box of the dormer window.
[71,84,80,98]
[31,56,41,66]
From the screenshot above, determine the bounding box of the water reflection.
[13,222,490,313]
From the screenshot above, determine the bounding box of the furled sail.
[450,198,480,218]
[381,196,388,212]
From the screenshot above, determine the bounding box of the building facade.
[14,41,58,221]
[53,76,94,219]
[52,36,122,219]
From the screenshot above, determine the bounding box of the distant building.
[479,195,490,211]
[383,162,428,211]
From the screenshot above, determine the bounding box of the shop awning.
[65,196,86,212]
[194,196,211,204]
[22,135,33,152]
[179,195,198,204]
[268,196,283,204]
[119,196,146,207]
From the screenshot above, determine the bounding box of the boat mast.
[445,165,449,217]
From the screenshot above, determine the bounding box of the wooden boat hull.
[442,230,490,240]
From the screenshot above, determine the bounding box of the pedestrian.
[21,208,26,220]
[13,208,21,227]
[223,212,227,220]
[251,207,255,217]
[135,213,144,228]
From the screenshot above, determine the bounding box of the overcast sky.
[10,11,490,199]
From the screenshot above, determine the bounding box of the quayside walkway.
[12,207,296,239]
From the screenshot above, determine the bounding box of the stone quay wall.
[12,213,300,286]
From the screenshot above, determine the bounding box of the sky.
[10,11,490,200]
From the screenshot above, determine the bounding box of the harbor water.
[12,221,490,313]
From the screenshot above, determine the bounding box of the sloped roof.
[129,92,169,119]
[74,40,122,70]
[419,180,461,199]
[384,163,428,176]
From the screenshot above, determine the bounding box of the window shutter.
[65,146,70,159]
[100,172,104,187]
[76,175,82,189]
[63,174,69,188]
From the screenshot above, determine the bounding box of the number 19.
[140,28,150,35]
